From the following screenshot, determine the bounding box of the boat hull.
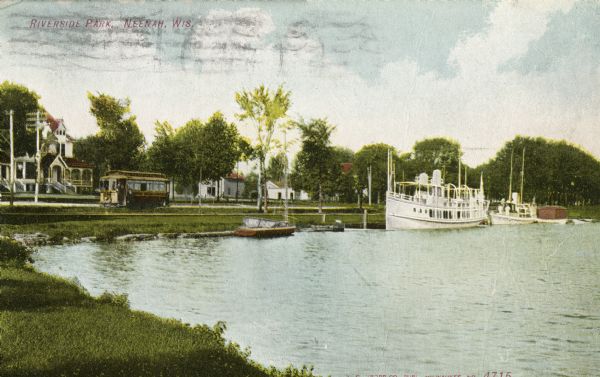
[386,213,483,230]
[490,213,537,225]
[233,226,296,238]
[536,218,568,225]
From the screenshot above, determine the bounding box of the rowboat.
[233,218,296,238]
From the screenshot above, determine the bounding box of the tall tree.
[267,151,287,184]
[0,81,41,157]
[353,143,399,204]
[145,121,177,176]
[476,136,600,205]
[151,113,242,202]
[76,93,146,179]
[200,112,242,200]
[292,118,336,213]
[410,137,462,183]
[171,119,205,190]
[235,85,291,212]
[329,146,355,203]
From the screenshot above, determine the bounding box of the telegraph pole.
[27,110,46,203]
[367,165,372,206]
[283,128,289,223]
[9,110,15,205]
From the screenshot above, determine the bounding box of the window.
[429,209,433,218]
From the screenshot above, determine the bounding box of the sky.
[0,0,599,166]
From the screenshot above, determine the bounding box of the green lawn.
[0,266,320,377]
[567,205,600,220]
[0,205,384,241]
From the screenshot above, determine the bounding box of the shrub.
[97,291,130,308]
[0,238,34,267]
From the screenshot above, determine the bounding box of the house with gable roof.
[0,114,94,194]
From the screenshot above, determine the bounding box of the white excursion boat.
[385,151,489,230]
[489,148,538,225]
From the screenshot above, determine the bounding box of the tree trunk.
[9,184,14,206]
[318,182,323,214]
[358,190,362,210]
[257,158,263,212]
[262,160,268,213]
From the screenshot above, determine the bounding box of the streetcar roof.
[100,170,169,181]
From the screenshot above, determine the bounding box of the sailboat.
[489,148,538,225]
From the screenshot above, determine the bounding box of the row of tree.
[2,81,600,207]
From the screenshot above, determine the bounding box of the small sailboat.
[489,148,538,225]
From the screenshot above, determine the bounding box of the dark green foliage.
[144,120,177,176]
[73,93,146,183]
[0,238,33,267]
[353,143,400,203]
[291,119,336,211]
[406,137,462,183]
[476,136,600,205]
[97,291,130,308]
[267,152,287,183]
[0,81,40,157]
[146,113,242,195]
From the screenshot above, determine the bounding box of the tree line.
[2,81,600,207]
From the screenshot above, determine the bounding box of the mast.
[386,149,390,193]
[519,147,525,204]
[508,148,514,201]
[283,128,288,222]
[458,153,461,199]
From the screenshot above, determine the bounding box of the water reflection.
[34,224,600,377]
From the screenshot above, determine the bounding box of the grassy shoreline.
[0,205,385,242]
[0,265,320,377]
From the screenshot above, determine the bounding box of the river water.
[34,224,600,377]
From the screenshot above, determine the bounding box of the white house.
[0,114,94,194]
[198,173,245,199]
[266,180,309,201]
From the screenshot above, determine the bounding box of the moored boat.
[488,148,538,225]
[310,220,345,232]
[233,217,296,238]
[489,195,537,225]
[385,151,489,230]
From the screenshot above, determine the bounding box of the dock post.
[363,209,367,229]
[321,213,326,223]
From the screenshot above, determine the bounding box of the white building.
[0,114,93,194]
[266,180,309,201]
[198,173,245,199]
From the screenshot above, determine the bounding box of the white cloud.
[2,0,598,168]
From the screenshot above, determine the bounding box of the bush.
[97,291,130,308]
[0,238,34,267]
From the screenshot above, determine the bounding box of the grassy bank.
[567,205,600,220]
[0,205,384,241]
[0,265,320,377]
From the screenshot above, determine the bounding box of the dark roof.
[46,114,61,132]
[341,162,353,174]
[226,172,245,181]
[63,158,94,169]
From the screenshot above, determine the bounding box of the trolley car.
[100,170,170,208]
